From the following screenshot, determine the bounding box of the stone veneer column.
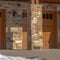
[31,4,43,50]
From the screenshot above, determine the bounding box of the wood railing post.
[31,0,36,4]
[36,0,39,4]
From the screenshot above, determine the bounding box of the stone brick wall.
[0,1,31,49]
[40,3,57,11]
[0,1,60,49]
[31,4,43,50]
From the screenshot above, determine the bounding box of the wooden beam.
[39,0,60,4]
[1,0,60,4]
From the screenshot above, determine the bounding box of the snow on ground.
[0,54,40,60]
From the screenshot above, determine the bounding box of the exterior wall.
[40,3,57,11]
[40,3,60,48]
[31,3,58,49]
[0,1,31,49]
[0,1,59,49]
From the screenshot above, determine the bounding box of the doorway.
[0,9,6,49]
[42,10,58,49]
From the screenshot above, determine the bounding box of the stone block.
[32,41,43,46]
[16,43,22,49]
[13,33,22,40]
[38,32,43,36]
[13,43,16,49]
[13,43,22,49]
[10,27,22,33]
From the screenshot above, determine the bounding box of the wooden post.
[0,9,6,49]
[31,0,36,4]
[36,0,39,4]
[22,19,28,50]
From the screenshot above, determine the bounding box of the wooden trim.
[0,9,6,49]
[53,11,58,48]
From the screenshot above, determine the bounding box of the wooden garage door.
[42,10,58,49]
[0,9,6,49]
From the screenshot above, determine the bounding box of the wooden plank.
[22,32,28,50]
[22,19,28,32]
[39,0,60,3]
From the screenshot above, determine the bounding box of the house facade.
[0,0,60,50]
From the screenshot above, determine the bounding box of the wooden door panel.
[43,27,54,33]
[43,21,53,27]
[22,18,28,49]
[43,42,49,49]
[22,32,27,49]
[22,19,28,32]
[42,10,58,49]
[0,9,6,49]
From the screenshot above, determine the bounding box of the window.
[43,14,53,19]
[43,14,45,19]
[22,9,27,18]
[22,12,27,18]
[0,12,2,17]
[13,11,17,17]
[17,3,20,7]
[46,14,49,19]
[50,14,52,19]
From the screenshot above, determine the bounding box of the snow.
[0,54,40,60]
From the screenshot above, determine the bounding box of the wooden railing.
[1,0,60,4]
